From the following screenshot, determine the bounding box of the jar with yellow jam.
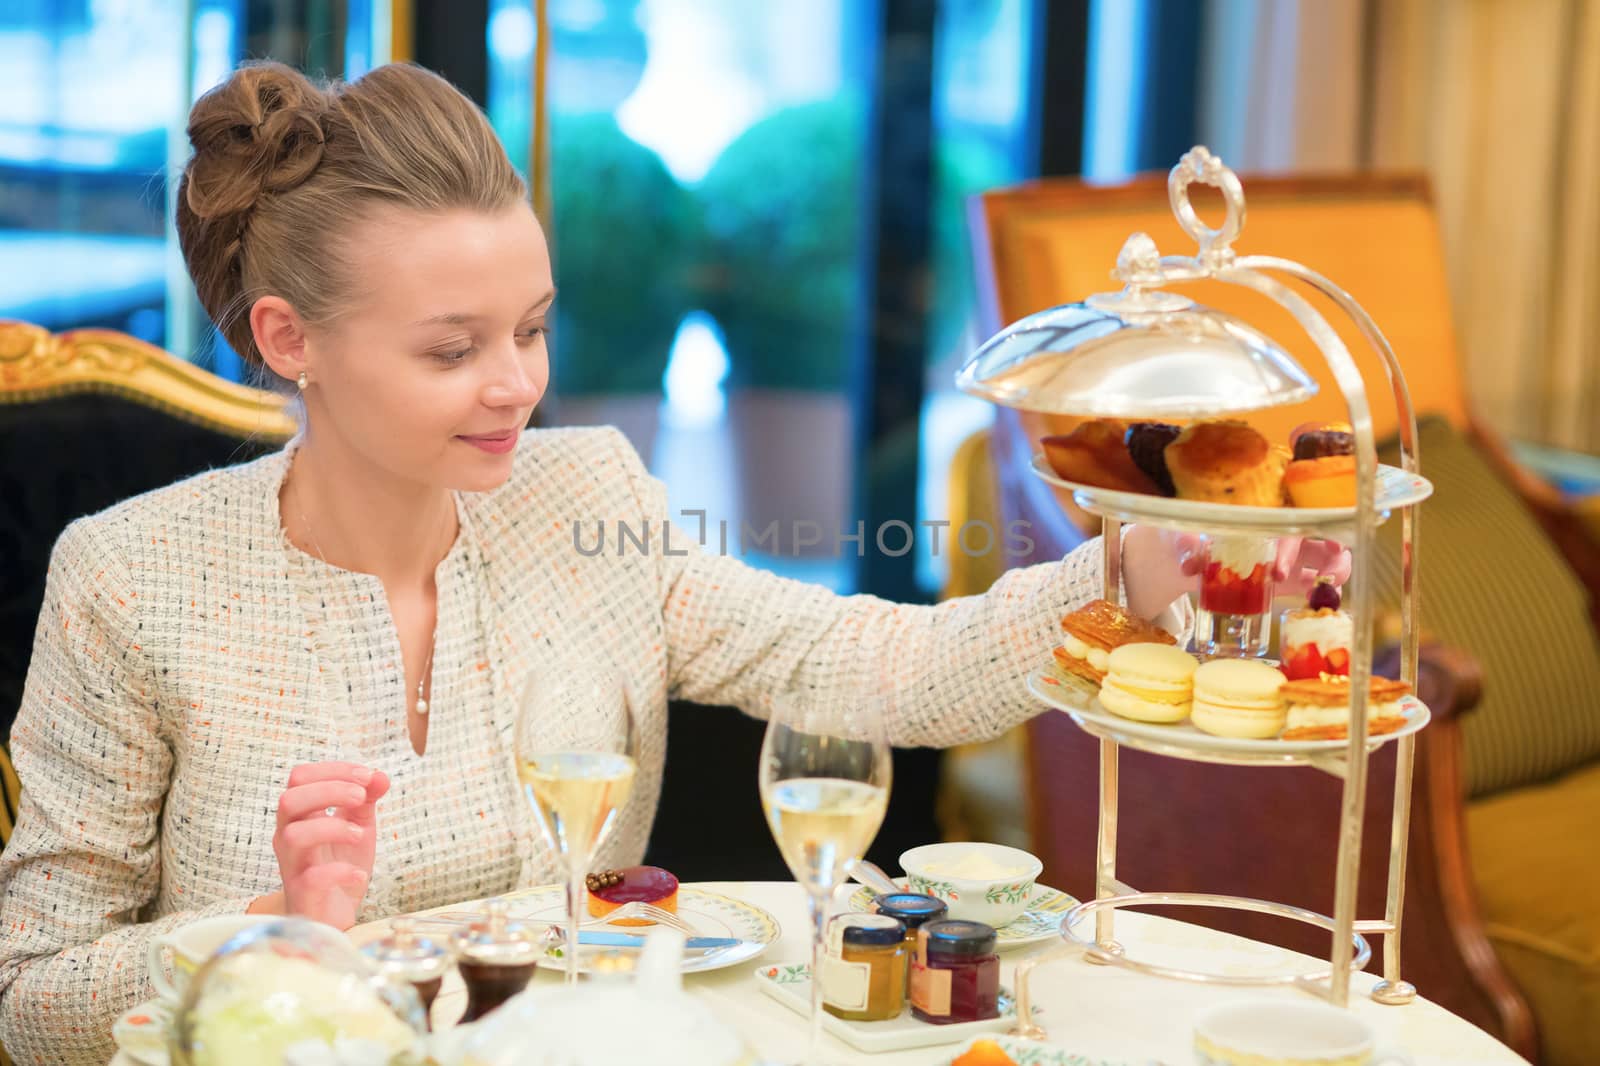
[820,914,908,1022]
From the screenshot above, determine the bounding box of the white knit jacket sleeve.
[607,430,1184,745]
[0,519,255,1066]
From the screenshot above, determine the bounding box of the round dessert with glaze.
[585,865,679,925]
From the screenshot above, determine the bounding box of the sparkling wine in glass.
[759,698,891,1064]
[516,674,639,984]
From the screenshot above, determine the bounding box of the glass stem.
[566,851,586,986]
[806,886,829,1065]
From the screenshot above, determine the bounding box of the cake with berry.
[1281,577,1353,680]
[585,865,680,925]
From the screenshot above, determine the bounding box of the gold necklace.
[291,484,440,718]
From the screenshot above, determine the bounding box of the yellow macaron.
[1191,658,1287,738]
[1098,643,1199,723]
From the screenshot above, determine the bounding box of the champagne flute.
[759,697,891,1064]
[516,672,640,984]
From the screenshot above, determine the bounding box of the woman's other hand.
[252,761,390,930]
[1124,526,1351,619]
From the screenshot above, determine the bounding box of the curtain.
[1197,0,1600,454]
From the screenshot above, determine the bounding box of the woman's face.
[302,202,553,493]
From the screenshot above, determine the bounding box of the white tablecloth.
[115,881,1530,1065]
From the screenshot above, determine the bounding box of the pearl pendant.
[415,697,429,716]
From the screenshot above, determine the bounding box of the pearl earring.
[296,371,308,391]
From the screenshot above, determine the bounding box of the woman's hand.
[1123,526,1352,620]
[256,761,389,930]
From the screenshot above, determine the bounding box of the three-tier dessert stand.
[956,147,1434,1013]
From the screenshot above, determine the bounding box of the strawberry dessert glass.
[1193,534,1276,658]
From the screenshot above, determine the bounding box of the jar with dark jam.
[361,916,452,1030]
[909,919,999,1024]
[453,898,542,1024]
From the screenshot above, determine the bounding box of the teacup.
[898,842,1043,927]
[147,914,278,1002]
[1194,1000,1414,1066]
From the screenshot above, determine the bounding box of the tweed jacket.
[0,426,1139,1063]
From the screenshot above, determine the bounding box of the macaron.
[1097,643,1199,723]
[1191,659,1287,738]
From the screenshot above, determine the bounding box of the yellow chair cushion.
[1370,419,1600,798]
[1467,761,1600,1066]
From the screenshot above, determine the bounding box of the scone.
[1280,675,1412,740]
[1124,421,1182,496]
[1097,643,1198,723]
[1054,599,1177,684]
[1190,659,1287,739]
[1164,420,1286,507]
[1041,419,1158,495]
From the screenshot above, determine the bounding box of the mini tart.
[1284,454,1356,508]
[585,865,679,925]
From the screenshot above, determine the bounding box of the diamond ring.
[324,806,338,817]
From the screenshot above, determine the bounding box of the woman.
[0,61,1344,1062]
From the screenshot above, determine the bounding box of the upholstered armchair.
[0,322,296,748]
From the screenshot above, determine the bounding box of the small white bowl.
[898,842,1044,928]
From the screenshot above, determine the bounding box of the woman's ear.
[251,295,310,386]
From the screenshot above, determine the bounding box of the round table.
[364,881,1526,1065]
[115,881,1530,1064]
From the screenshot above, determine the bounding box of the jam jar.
[909,920,999,1024]
[820,914,907,1022]
[869,891,948,980]
[453,898,543,1024]
[361,916,453,1030]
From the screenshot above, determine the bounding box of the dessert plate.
[496,884,779,975]
[845,881,1077,950]
[1029,667,1431,765]
[1030,454,1433,535]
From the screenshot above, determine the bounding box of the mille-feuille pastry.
[1053,599,1177,685]
[1163,420,1287,507]
[1041,419,1159,495]
[1190,658,1288,739]
[1097,643,1199,723]
[1125,421,1182,496]
[1279,675,1412,741]
[1283,422,1357,507]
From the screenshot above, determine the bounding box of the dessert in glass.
[1193,533,1277,657]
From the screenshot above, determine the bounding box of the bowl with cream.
[897,842,1043,927]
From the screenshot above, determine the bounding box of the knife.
[571,931,741,950]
